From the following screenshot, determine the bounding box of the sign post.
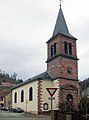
[46,88,57,120]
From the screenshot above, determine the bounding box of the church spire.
[52,6,76,39]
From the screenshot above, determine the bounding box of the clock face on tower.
[67,67,72,74]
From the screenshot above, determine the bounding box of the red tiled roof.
[0,89,11,97]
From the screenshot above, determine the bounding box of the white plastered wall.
[42,79,59,111]
[12,80,38,114]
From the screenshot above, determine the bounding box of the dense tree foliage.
[80,78,89,90]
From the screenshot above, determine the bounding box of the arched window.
[29,87,33,101]
[54,43,56,55]
[43,103,48,110]
[21,90,24,102]
[51,45,53,57]
[64,42,68,54]
[51,43,57,57]
[64,42,72,55]
[14,92,17,103]
[69,43,72,55]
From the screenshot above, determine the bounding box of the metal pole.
[51,99,52,110]
[51,98,54,120]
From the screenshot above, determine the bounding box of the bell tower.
[46,7,78,81]
[46,6,79,107]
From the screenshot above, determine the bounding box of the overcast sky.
[0,0,89,81]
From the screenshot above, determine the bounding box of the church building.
[12,5,80,114]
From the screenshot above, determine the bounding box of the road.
[0,110,51,120]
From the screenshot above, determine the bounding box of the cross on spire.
[59,0,63,7]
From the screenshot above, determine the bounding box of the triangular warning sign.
[46,88,57,97]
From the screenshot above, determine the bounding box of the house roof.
[12,71,52,90]
[0,89,11,97]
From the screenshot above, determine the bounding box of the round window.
[66,94,73,102]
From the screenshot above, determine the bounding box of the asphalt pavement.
[0,110,51,120]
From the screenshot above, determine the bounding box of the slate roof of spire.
[52,7,76,39]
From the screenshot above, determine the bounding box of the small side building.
[0,89,11,107]
[0,73,17,107]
